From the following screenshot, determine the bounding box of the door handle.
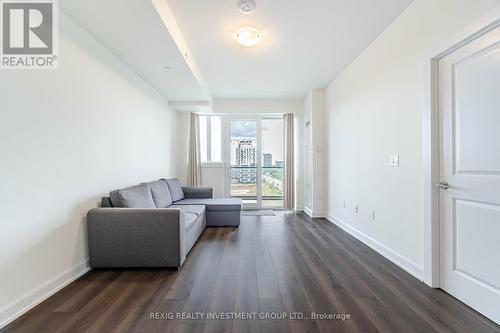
[436,181,449,190]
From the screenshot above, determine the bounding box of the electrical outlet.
[390,154,400,166]
[354,205,359,214]
[370,210,375,221]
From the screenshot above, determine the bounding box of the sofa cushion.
[109,190,124,207]
[174,198,242,211]
[170,204,205,216]
[110,185,143,207]
[142,180,172,208]
[101,197,112,207]
[182,186,213,199]
[165,178,184,202]
[184,212,199,230]
[118,184,156,208]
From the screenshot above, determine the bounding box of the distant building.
[275,160,284,168]
[236,140,256,166]
[263,153,273,167]
[231,168,256,184]
[232,139,257,184]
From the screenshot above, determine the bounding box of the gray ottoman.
[172,198,242,227]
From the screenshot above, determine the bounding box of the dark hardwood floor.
[3,212,500,333]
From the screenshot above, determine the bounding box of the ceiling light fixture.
[238,0,256,15]
[235,28,262,47]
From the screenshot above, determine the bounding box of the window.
[199,115,222,162]
[211,116,221,161]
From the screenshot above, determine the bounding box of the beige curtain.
[188,113,202,186]
[283,113,295,209]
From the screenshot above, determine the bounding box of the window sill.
[201,162,224,168]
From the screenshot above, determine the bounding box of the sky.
[231,121,256,139]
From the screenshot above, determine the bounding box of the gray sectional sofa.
[87,178,241,269]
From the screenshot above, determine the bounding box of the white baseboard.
[304,207,324,218]
[326,214,424,281]
[0,259,91,329]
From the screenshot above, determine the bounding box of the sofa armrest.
[182,186,214,199]
[87,208,186,268]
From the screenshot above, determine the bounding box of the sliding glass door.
[224,116,283,209]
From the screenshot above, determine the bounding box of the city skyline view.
[230,119,284,166]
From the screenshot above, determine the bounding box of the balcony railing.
[262,167,284,198]
[230,166,284,199]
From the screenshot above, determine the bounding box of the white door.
[438,25,500,324]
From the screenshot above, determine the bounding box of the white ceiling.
[60,0,210,102]
[167,0,413,98]
[60,0,413,103]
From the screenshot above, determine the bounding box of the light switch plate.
[390,154,400,166]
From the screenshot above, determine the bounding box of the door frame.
[422,9,500,288]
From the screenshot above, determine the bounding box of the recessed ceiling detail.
[60,0,211,102]
[167,0,413,99]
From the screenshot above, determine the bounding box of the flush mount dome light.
[238,0,256,14]
[235,28,262,47]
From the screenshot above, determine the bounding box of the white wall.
[176,112,190,185]
[303,89,326,217]
[325,0,499,279]
[201,163,225,198]
[0,12,178,326]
